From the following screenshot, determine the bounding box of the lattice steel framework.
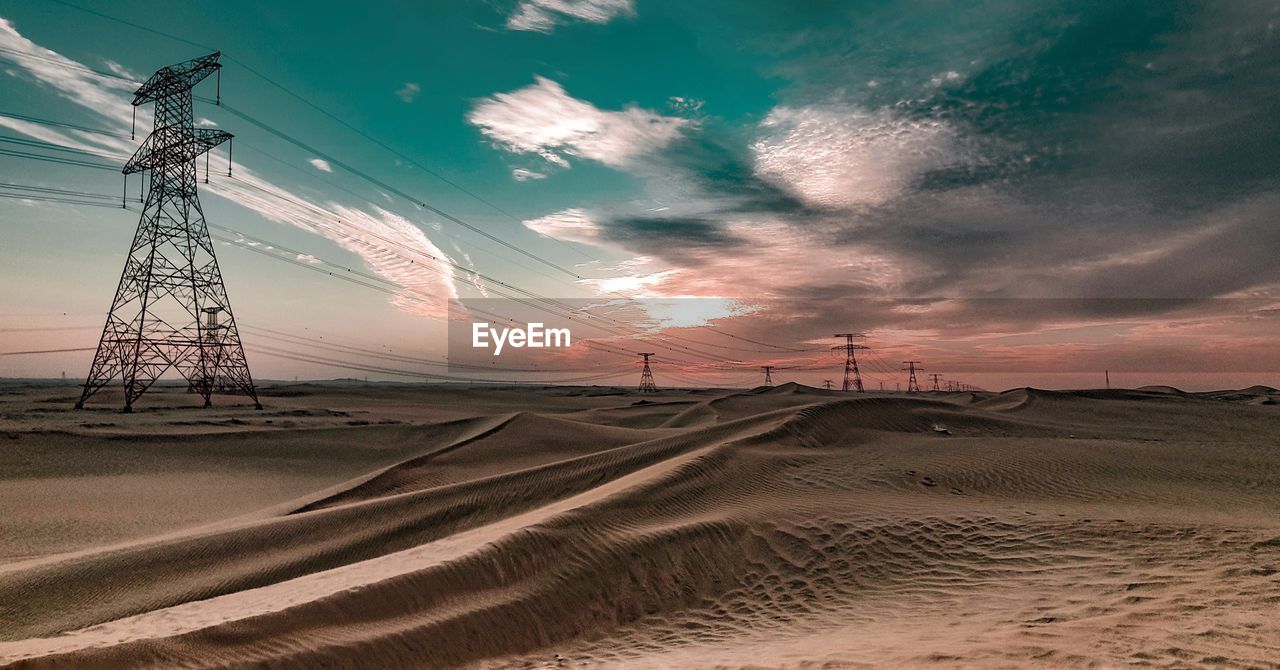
[833,333,868,392]
[77,52,260,412]
[638,353,657,393]
[903,361,923,393]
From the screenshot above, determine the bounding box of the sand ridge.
[1,382,1278,668]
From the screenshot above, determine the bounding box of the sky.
[1,0,1278,391]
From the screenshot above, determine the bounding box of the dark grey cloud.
[597,215,746,266]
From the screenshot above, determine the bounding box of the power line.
[0,45,139,84]
[17,7,820,359]
[0,192,126,208]
[44,0,597,263]
[0,115,832,374]
[0,50,826,361]
[0,147,118,171]
[0,347,96,356]
[0,110,133,140]
[32,197,819,377]
[214,102,583,279]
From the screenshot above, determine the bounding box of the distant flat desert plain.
[1,380,1278,668]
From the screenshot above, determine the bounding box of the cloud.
[309,158,333,172]
[583,268,680,296]
[394,82,420,103]
[100,59,140,81]
[506,0,634,33]
[0,18,140,128]
[667,96,704,115]
[467,76,688,169]
[751,104,963,209]
[510,167,546,181]
[203,174,459,316]
[522,208,601,244]
[595,215,745,267]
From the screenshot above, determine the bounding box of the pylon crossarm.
[124,129,232,174]
[132,52,222,105]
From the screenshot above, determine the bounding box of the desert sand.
[1,380,1278,668]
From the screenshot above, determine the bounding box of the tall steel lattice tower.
[637,353,657,393]
[903,361,923,393]
[762,365,774,386]
[833,333,868,392]
[76,52,260,412]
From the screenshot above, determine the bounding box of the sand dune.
[1,382,1279,668]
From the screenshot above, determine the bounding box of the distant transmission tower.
[762,365,774,386]
[930,373,942,391]
[823,379,833,390]
[903,361,922,393]
[638,353,657,392]
[76,52,259,412]
[833,333,868,392]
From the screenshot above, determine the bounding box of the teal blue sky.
[2,1,1278,390]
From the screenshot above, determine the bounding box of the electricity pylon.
[823,379,833,390]
[903,361,922,393]
[930,373,942,391]
[833,333,868,392]
[638,353,657,392]
[77,52,260,412]
[762,365,774,386]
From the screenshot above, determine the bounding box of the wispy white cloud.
[468,76,687,169]
[395,82,420,103]
[0,22,457,318]
[202,174,459,316]
[0,19,139,125]
[506,0,634,33]
[510,167,546,181]
[101,59,140,81]
[667,96,704,115]
[522,208,600,244]
[309,158,333,172]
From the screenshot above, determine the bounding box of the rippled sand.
[1,381,1278,668]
